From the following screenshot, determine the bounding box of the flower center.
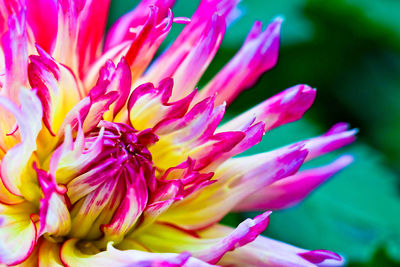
[66,121,158,243]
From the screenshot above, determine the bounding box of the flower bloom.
[0,0,356,266]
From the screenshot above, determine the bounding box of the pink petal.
[85,6,174,89]
[199,17,282,105]
[215,226,344,266]
[220,84,316,132]
[304,123,357,161]
[158,144,307,230]
[28,45,83,135]
[26,0,57,52]
[76,0,111,76]
[234,155,354,211]
[144,14,226,100]
[104,0,175,50]
[1,9,28,102]
[127,78,195,131]
[34,165,71,237]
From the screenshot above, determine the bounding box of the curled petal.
[98,58,132,121]
[234,155,354,211]
[28,45,82,136]
[49,123,103,185]
[127,78,195,131]
[0,89,43,199]
[134,211,271,264]
[220,84,316,132]
[159,144,307,229]
[60,239,213,267]
[104,0,175,50]
[200,18,282,105]
[0,202,37,265]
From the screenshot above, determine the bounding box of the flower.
[0,0,356,266]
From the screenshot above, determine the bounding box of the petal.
[0,201,37,265]
[199,18,282,105]
[28,45,83,136]
[143,14,226,100]
[159,144,307,229]
[35,166,71,237]
[219,84,316,132]
[212,225,344,267]
[60,239,213,267]
[85,6,174,89]
[76,0,111,76]
[126,78,195,131]
[49,123,104,185]
[1,9,29,102]
[303,123,357,161]
[133,211,271,264]
[100,59,132,121]
[38,240,63,267]
[0,89,43,199]
[26,0,58,52]
[234,155,354,211]
[100,172,148,245]
[104,0,175,50]
[143,0,239,92]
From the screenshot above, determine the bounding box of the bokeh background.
[108,0,400,266]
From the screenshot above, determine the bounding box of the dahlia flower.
[0,0,356,266]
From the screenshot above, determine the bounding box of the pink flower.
[0,0,355,266]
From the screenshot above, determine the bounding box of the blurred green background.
[108,0,400,266]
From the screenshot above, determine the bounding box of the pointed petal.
[134,211,271,264]
[234,155,354,211]
[85,6,174,89]
[159,145,307,229]
[60,239,213,267]
[1,9,29,102]
[0,202,37,265]
[104,0,175,50]
[212,226,344,267]
[76,0,111,75]
[200,18,282,105]
[304,123,357,161]
[220,84,316,132]
[144,14,226,100]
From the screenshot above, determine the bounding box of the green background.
[108,1,400,266]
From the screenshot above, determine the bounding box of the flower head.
[0,0,356,266]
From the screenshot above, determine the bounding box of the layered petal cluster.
[0,0,356,266]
